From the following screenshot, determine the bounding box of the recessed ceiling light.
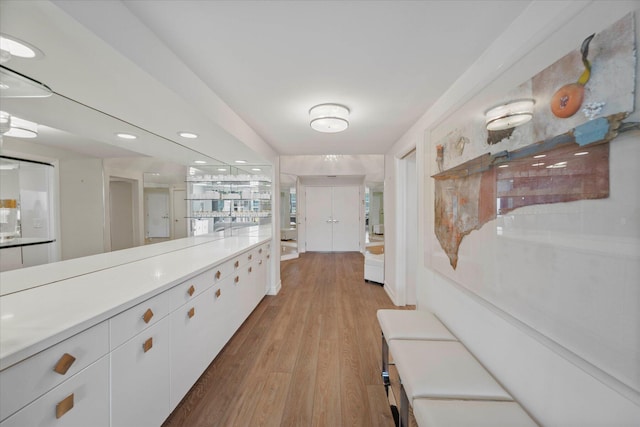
[251,168,261,171]
[4,116,38,138]
[116,132,136,140]
[0,34,44,59]
[194,160,207,164]
[217,168,227,172]
[178,131,198,139]
[235,160,247,164]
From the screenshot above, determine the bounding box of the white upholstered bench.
[376,309,457,391]
[412,399,538,427]
[390,340,514,426]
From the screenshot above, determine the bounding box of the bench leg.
[399,382,410,427]
[381,332,390,394]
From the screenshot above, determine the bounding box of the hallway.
[163,252,398,427]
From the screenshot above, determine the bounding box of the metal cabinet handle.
[215,270,221,280]
[142,308,154,324]
[248,254,253,260]
[143,337,153,353]
[234,260,240,268]
[248,267,253,273]
[53,353,76,375]
[259,248,263,254]
[56,393,74,419]
[188,285,195,296]
[259,260,263,265]
[215,289,221,298]
[234,276,239,284]
[188,307,195,319]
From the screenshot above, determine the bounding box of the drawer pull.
[143,337,153,353]
[248,254,253,260]
[248,267,253,273]
[234,276,239,284]
[56,393,74,419]
[188,285,195,296]
[142,308,154,324]
[234,260,240,268]
[259,248,263,254]
[215,289,221,298]
[267,254,270,259]
[188,307,195,318]
[53,353,76,375]
[259,260,263,265]
[215,270,222,280]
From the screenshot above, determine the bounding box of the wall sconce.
[309,103,349,133]
[485,99,535,131]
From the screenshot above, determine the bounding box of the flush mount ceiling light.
[116,132,137,140]
[0,34,45,60]
[235,160,247,164]
[4,115,38,138]
[309,103,349,133]
[178,131,198,139]
[485,99,535,131]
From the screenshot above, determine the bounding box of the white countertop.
[0,226,272,371]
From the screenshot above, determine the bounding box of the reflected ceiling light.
[0,67,52,98]
[116,132,136,140]
[574,151,589,156]
[0,34,44,60]
[217,168,227,171]
[235,160,247,164]
[178,131,198,139]
[309,103,349,133]
[4,115,37,138]
[485,99,535,131]
[194,160,207,164]
[251,168,261,171]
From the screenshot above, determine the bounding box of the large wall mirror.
[1,74,270,281]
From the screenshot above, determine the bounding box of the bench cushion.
[377,309,456,341]
[413,399,538,427]
[389,340,512,401]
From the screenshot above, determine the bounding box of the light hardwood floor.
[162,252,401,427]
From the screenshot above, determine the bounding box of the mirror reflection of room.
[280,173,298,260]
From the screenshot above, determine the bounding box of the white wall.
[386,1,640,424]
[58,158,105,260]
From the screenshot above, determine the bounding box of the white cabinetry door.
[111,317,170,427]
[0,356,109,427]
[169,287,216,409]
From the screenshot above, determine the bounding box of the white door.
[332,186,360,251]
[110,180,135,251]
[172,189,187,239]
[146,191,170,238]
[305,186,360,252]
[305,186,333,251]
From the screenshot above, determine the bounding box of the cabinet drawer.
[168,268,215,311]
[0,356,109,427]
[0,322,108,421]
[212,259,234,283]
[110,290,169,350]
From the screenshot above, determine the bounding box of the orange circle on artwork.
[550,83,585,118]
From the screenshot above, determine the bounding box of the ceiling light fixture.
[309,103,349,133]
[193,160,207,164]
[0,34,44,60]
[4,115,37,138]
[116,132,136,140]
[178,131,198,139]
[235,160,247,164]
[485,99,535,131]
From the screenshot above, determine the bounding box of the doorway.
[109,179,136,251]
[172,188,187,239]
[305,186,360,252]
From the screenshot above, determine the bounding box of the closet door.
[332,186,360,251]
[305,186,360,252]
[305,186,333,251]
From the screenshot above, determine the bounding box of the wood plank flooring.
[162,252,401,427]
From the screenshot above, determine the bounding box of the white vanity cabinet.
[0,356,110,427]
[111,317,170,427]
[0,321,109,423]
[169,285,217,409]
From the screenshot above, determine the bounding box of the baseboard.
[267,279,282,296]
[383,283,401,306]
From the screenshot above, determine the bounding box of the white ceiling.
[2,1,531,164]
